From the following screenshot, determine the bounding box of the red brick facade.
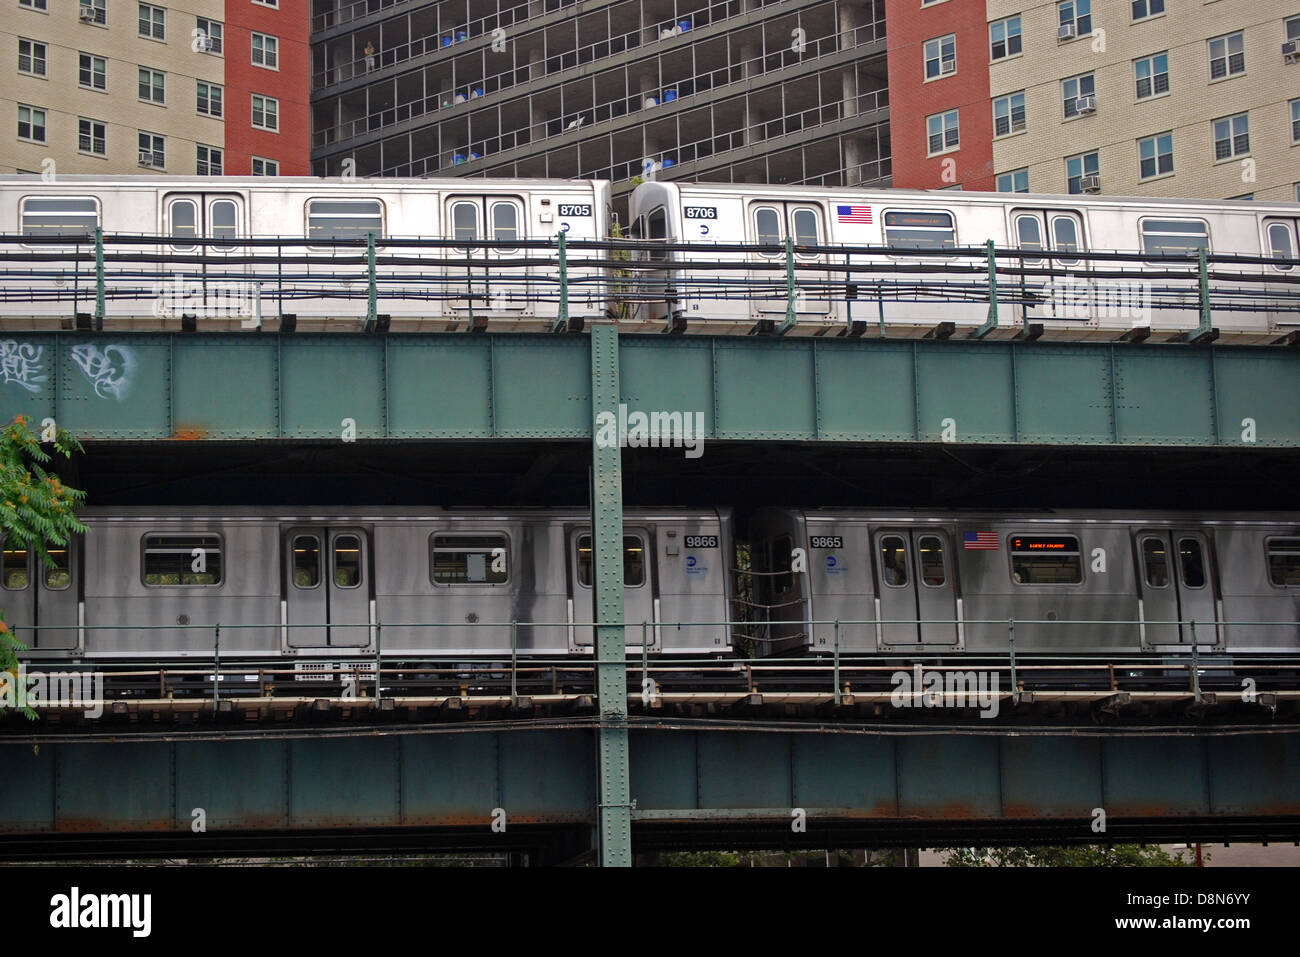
[884,0,995,191]
[223,0,311,175]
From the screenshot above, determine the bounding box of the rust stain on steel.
[171,427,207,441]
[55,818,175,833]
[1001,804,1093,819]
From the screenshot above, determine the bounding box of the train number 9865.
[810,535,843,548]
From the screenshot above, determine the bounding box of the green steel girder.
[2,728,1297,850]
[3,333,1297,448]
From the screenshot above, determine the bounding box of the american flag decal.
[836,204,873,224]
[964,531,999,550]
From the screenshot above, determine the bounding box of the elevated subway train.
[4,506,1298,663]
[750,509,1300,656]
[0,175,613,329]
[0,176,1297,339]
[629,181,1300,341]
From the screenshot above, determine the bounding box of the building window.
[1066,151,1099,193]
[1291,99,1300,145]
[252,0,278,6]
[139,67,165,104]
[996,168,1029,193]
[923,34,956,79]
[990,16,1021,60]
[138,3,164,40]
[78,117,106,155]
[1139,132,1174,179]
[197,144,222,175]
[138,131,165,168]
[993,91,1026,137]
[1058,0,1091,37]
[1209,31,1245,80]
[17,104,46,143]
[1135,53,1169,99]
[251,32,278,69]
[431,534,510,584]
[142,535,222,586]
[19,0,48,9]
[196,18,223,54]
[252,94,279,131]
[1131,0,1163,21]
[79,52,106,90]
[1288,17,1300,42]
[1062,73,1095,119]
[926,110,959,155]
[1213,113,1249,160]
[81,0,106,25]
[18,38,46,77]
[197,81,223,118]
[1140,219,1209,256]
[252,156,279,176]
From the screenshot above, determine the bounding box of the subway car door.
[1264,218,1298,332]
[1,537,78,652]
[444,195,528,318]
[874,530,959,646]
[748,202,830,321]
[164,193,245,318]
[1136,531,1219,646]
[1010,209,1087,325]
[284,527,372,648]
[569,529,655,649]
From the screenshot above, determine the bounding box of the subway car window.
[1010,535,1082,584]
[884,211,956,250]
[918,536,946,586]
[880,536,908,587]
[2,541,27,590]
[169,199,198,249]
[647,207,668,262]
[1266,538,1300,586]
[491,203,518,243]
[1141,538,1169,587]
[452,201,479,242]
[432,533,509,584]
[792,208,819,246]
[143,534,222,585]
[292,535,320,588]
[1140,219,1209,256]
[1015,215,1043,261]
[44,546,70,589]
[20,197,99,238]
[577,535,646,587]
[755,207,781,246]
[1178,539,1206,588]
[771,534,793,593]
[210,199,238,240]
[333,535,362,588]
[1267,223,1294,269]
[307,199,383,241]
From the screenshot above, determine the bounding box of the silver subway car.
[631,181,1300,342]
[749,508,1300,655]
[4,507,734,660]
[0,175,611,329]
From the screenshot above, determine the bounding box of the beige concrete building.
[4,0,228,176]
[989,0,1300,201]
[893,0,1300,202]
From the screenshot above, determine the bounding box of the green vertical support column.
[1197,247,1212,336]
[589,321,632,867]
[553,231,570,332]
[974,239,999,338]
[94,226,105,330]
[365,231,378,330]
[778,236,797,334]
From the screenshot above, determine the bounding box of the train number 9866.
[684,535,718,548]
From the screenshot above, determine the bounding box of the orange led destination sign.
[1012,537,1077,551]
